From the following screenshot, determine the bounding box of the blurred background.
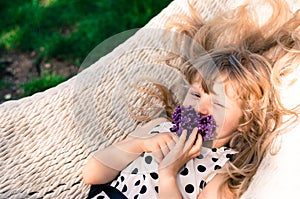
[0,0,173,103]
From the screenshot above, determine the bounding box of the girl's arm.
[82,117,175,185]
[158,128,202,199]
[82,136,142,185]
[158,173,182,198]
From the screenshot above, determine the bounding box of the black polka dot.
[150,172,158,180]
[140,153,145,157]
[150,130,159,134]
[169,128,176,132]
[185,184,194,193]
[212,157,218,162]
[132,168,138,174]
[180,168,189,176]
[122,185,127,192]
[155,186,159,193]
[134,194,139,199]
[212,148,217,152]
[214,165,221,170]
[114,181,119,188]
[224,147,231,151]
[139,185,147,194]
[145,156,153,164]
[199,180,207,189]
[97,196,104,199]
[120,176,125,182]
[226,153,233,161]
[143,175,146,180]
[226,153,232,158]
[134,180,140,186]
[196,154,204,159]
[197,165,206,172]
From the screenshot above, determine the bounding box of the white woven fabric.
[0,0,299,198]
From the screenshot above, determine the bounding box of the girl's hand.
[136,132,177,162]
[158,128,203,177]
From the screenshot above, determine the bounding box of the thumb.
[189,133,202,157]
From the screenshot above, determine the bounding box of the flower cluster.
[170,105,216,141]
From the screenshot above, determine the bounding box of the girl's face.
[182,76,242,148]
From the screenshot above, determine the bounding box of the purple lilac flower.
[170,105,216,141]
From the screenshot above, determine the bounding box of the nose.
[195,95,211,116]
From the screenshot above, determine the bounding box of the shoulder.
[197,172,235,199]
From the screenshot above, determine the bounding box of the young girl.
[83,46,283,198]
[161,0,300,197]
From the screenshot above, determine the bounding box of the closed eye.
[190,91,201,98]
[214,102,225,108]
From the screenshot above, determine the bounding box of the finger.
[161,133,177,156]
[167,136,177,150]
[160,142,170,157]
[153,149,164,163]
[178,130,187,149]
[173,135,181,145]
[183,127,198,151]
[189,134,202,156]
[172,133,180,143]
[169,133,179,143]
[195,133,203,146]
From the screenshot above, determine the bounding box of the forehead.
[191,75,238,99]
[191,74,202,88]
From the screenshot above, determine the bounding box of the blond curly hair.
[164,0,299,197]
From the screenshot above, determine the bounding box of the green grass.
[20,71,66,97]
[0,0,172,64]
[0,0,172,99]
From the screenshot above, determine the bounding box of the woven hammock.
[1,0,300,198]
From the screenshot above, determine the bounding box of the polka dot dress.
[92,122,237,199]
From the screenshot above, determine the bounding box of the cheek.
[182,95,198,108]
[213,108,242,139]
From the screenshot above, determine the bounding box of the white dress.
[92,122,237,199]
